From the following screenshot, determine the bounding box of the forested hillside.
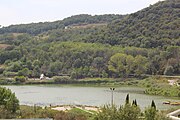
[0,0,179,81]
[85,0,180,47]
[0,14,124,35]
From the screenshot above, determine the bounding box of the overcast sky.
[0,0,163,26]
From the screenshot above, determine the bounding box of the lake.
[2,85,180,110]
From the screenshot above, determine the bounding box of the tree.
[47,61,63,77]
[0,87,19,118]
[108,53,134,77]
[125,94,130,104]
[164,65,174,75]
[132,99,137,106]
[32,66,40,78]
[121,103,141,120]
[9,62,22,72]
[134,99,137,106]
[15,76,26,83]
[94,95,141,120]
[18,68,30,77]
[92,57,104,72]
[134,55,148,76]
[145,100,157,120]
[151,100,156,110]
[94,105,120,120]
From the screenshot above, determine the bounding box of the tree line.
[0,14,124,35]
[0,39,179,79]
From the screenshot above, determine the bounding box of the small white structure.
[167,109,180,120]
[40,74,45,80]
[168,80,178,86]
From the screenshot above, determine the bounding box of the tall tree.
[125,94,130,104]
[0,87,19,113]
[134,55,148,76]
[108,53,134,77]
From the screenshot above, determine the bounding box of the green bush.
[18,68,30,77]
[145,101,171,120]
[3,71,18,77]
[0,79,15,85]
[53,76,71,83]
[14,76,26,83]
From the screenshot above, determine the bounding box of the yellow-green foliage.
[94,104,141,120]
[142,77,180,97]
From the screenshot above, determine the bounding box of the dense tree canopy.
[106,0,180,47]
[0,14,124,35]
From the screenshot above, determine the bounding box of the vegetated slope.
[0,0,179,80]
[86,0,180,48]
[0,14,124,35]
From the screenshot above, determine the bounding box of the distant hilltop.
[0,14,125,35]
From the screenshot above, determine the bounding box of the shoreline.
[51,104,99,112]
[1,76,180,98]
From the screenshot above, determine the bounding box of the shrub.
[145,100,171,120]
[0,79,15,85]
[94,104,141,120]
[3,71,18,77]
[18,68,30,77]
[53,76,71,83]
[14,76,26,83]
[145,107,157,120]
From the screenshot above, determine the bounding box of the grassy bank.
[138,76,180,97]
[0,76,141,86]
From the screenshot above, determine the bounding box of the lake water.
[2,85,180,110]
